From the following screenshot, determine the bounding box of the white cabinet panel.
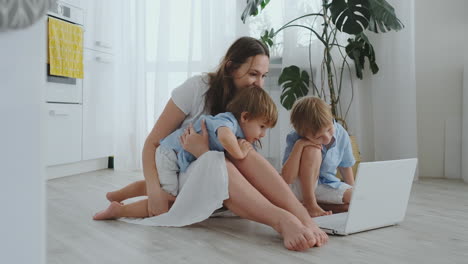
[46,103,83,166]
[82,49,115,160]
[82,0,114,53]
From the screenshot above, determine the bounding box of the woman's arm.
[217,127,252,160]
[338,167,355,186]
[143,99,186,216]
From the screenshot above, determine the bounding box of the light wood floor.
[47,169,468,264]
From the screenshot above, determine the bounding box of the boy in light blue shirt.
[281,96,355,217]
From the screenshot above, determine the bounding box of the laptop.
[313,158,418,235]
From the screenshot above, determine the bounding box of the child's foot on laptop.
[305,203,332,217]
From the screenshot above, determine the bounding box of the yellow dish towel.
[48,17,84,79]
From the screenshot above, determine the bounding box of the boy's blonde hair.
[290,96,333,136]
[226,87,278,127]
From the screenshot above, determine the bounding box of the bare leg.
[223,161,317,251]
[229,154,328,247]
[299,147,332,217]
[94,191,176,220]
[319,188,353,214]
[106,180,147,202]
[106,180,176,203]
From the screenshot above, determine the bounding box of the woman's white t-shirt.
[171,75,211,129]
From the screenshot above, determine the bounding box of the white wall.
[415,0,468,178]
[0,20,46,264]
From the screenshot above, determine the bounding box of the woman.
[107,37,328,251]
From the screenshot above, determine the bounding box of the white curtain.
[366,0,418,164]
[114,0,238,171]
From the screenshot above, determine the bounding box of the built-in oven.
[46,0,84,104]
[45,1,85,166]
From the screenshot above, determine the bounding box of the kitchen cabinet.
[82,49,115,160]
[82,0,115,53]
[45,0,118,178]
[46,103,83,166]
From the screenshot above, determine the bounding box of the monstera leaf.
[345,33,378,79]
[278,66,310,110]
[329,0,371,35]
[241,0,271,23]
[260,28,275,47]
[367,0,404,33]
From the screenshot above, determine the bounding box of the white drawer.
[45,103,83,166]
[45,79,83,104]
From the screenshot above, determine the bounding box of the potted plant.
[241,0,404,129]
[242,0,404,176]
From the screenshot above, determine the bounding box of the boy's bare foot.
[93,201,122,220]
[274,213,317,251]
[305,203,332,217]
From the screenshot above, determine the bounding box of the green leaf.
[367,0,404,33]
[278,66,310,110]
[345,33,379,79]
[329,0,371,35]
[260,28,275,47]
[261,0,270,10]
[241,0,271,23]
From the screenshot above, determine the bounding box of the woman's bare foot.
[273,213,317,251]
[93,201,122,220]
[305,203,332,217]
[304,221,329,247]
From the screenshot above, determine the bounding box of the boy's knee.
[302,146,322,164]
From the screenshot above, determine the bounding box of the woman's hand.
[147,188,169,216]
[180,119,209,158]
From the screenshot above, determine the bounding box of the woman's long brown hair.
[204,37,269,115]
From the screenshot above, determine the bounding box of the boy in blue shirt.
[281,96,355,217]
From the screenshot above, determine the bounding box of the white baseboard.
[46,158,109,180]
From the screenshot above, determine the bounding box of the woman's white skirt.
[119,151,229,226]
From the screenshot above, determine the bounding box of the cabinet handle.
[95,40,112,49]
[96,56,113,64]
[49,110,69,117]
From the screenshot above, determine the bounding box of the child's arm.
[217,127,252,160]
[281,139,320,184]
[338,166,355,186]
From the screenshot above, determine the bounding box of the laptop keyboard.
[314,213,348,230]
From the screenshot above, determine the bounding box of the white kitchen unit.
[45,0,117,179]
[46,103,83,165]
[82,0,115,53]
[82,49,115,160]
